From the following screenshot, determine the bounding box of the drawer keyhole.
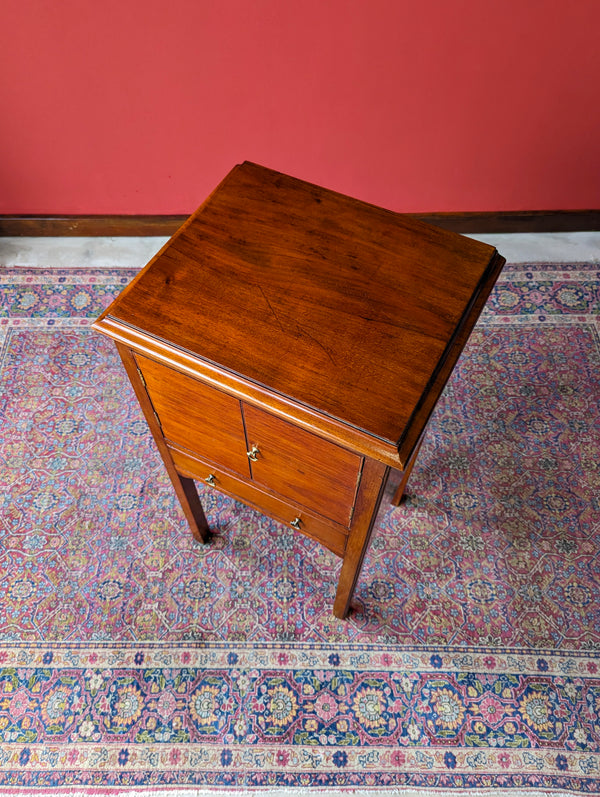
[247,445,260,462]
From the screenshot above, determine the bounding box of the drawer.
[135,355,250,478]
[169,445,349,558]
[243,404,361,527]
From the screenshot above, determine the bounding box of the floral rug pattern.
[0,263,599,791]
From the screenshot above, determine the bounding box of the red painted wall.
[2,0,599,214]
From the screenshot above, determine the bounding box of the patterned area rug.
[0,262,599,794]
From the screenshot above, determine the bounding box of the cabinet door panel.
[136,355,250,478]
[243,404,361,526]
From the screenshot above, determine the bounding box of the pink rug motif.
[0,263,599,791]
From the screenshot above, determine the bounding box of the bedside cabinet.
[93,162,504,619]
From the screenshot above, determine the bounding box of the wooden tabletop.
[103,162,504,466]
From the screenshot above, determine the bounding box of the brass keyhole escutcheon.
[205,473,217,486]
[290,517,302,530]
[247,445,260,461]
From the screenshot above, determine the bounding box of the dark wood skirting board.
[0,215,188,237]
[413,210,600,234]
[0,209,599,236]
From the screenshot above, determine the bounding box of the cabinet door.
[243,404,361,526]
[135,355,250,478]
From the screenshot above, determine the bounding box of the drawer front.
[168,445,349,558]
[243,404,361,527]
[136,355,250,478]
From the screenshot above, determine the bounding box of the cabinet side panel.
[115,343,210,543]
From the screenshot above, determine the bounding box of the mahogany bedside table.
[93,162,504,619]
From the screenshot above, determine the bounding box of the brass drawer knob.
[247,445,260,461]
[290,517,302,530]
[205,473,217,486]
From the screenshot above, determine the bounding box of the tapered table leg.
[333,460,389,619]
